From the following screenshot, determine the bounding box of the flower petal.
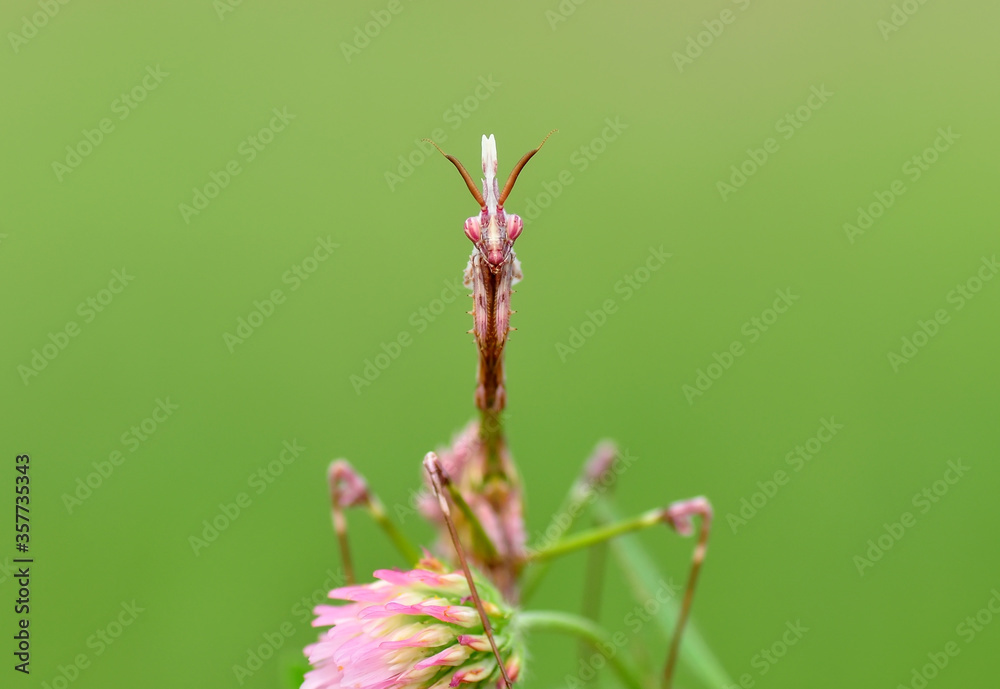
[375,568,468,593]
[413,644,472,670]
[363,601,480,627]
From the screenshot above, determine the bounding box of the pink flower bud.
[665,496,712,537]
[327,459,369,509]
[303,561,523,689]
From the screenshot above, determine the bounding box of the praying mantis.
[314,134,722,689]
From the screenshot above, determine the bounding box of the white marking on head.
[482,134,499,213]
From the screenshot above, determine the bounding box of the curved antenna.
[424,138,486,208]
[498,129,557,206]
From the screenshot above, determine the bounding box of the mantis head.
[428,132,554,269]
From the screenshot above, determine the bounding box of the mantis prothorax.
[327,134,715,689]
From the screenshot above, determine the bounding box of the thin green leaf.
[282,654,309,688]
[595,498,732,689]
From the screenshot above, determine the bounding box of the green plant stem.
[594,498,733,689]
[527,508,665,563]
[445,480,500,562]
[367,495,421,566]
[518,610,645,689]
[580,501,613,656]
[520,476,602,602]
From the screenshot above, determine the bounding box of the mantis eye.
[464,217,482,243]
[507,214,523,242]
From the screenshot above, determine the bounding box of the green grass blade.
[595,498,732,689]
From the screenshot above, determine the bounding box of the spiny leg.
[327,461,359,584]
[520,442,626,602]
[579,444,621,662]
[527,493,713,689]
[326,459,422,576]
[424,452,513,689]
[661,497,712,689]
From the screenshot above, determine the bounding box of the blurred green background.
[2,1,998,688]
